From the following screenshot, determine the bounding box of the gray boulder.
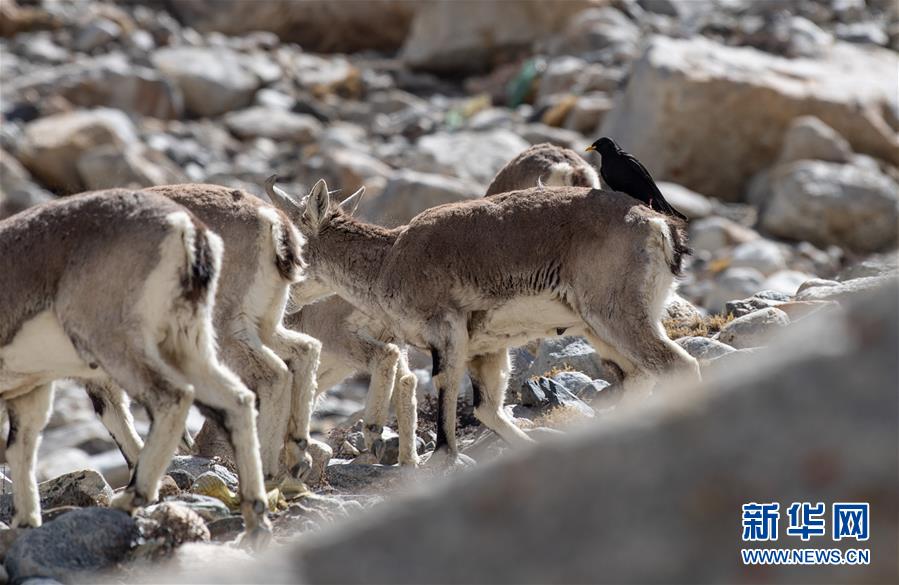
[3,54,183,119]
[0,469,113,525]
[600,37,899,199]
[520,377,594,418]
[528,337,611,383]
[224,106,322,143]
[6,508,137,584]
[362,169,481,227]
[152,46,263,117]
[16,108,138,193]
[676,336,736,364]
[778,116,853,164]
[166,456,238,492]
[760,160,899,253]
[715,307,791,349]
[401,1,591,72]
[0,148,52,219]
[796,275,897,302]
[414,130,530,188]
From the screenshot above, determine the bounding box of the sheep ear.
[305,178,331,227]
[264,175,303,219]
[338,186,365,216]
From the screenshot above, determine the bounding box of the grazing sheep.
[268,178,700,467]
[0,191,270,544]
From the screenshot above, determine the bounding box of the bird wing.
[622,152,687,220]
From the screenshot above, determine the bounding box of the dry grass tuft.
[664,312,735,340]
[531,404,592,429]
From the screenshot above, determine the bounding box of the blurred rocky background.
[0,0,897,582]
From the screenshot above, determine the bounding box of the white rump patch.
[0,310,94,395]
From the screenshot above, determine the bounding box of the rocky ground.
[0,0,897,582]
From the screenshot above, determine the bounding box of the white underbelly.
[467,295,583,355]
[0,309,96,395]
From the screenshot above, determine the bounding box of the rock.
[838,253,898,280]
[73,18,122,53]
[323,148,392,192]
[37,469,113,510]
[689,217,759,253]
[728,239,787,275]
[306,439,333,486]
[771,300,840,322]
[520,378,594,418]
[165,495,231,524]
[796,275,897,302]
[549,371,593,396]
[5,508,137,584]
[564,93,614,134]
[76,144,185,190]
[0,148,52,219]
[704,267,765,314]
[362,169,481,227]
[167,456,238,492]
[134,502,209,560]
[280,280,899,585]
[528,337,611,383]
[544,6,640,65]
[152,46,263,117]
[0,527,24,562]
[656,182,713,219]
[167,0,416,53]
[715,307,791,349]
[761,270,815,296]
[0,0,60,37]
[17,108,138,193]
[724,294,782,318]
[414,130,531,188]
[600,37,899,199]
[401,1,591,72]
[371,429,426,466]
[664,291,704,325]
[760,160,899,254]
[4,55,184,119]
[167,469,195,492]
[325,462,406,494]
[157,475,181,499]
[224,107,322,143]
[778,116,853,164]
[206,516,245,542]
[676,336,736,363]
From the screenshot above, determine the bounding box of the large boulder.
[361,169,481,227]
[167,0,416,53]
[16,108,137,193]
[778,115,853,164]
[0,469,114,525]
[224,106,323,143]
[278,279,899,584]
[600,37,899,200]
[401,0,594,72]
[3,54,183,119]
[76,144,186,190]
[0,148,52,219]
[413,130,531,188]
[5,508,138,584]
[759,160,899,253]
[151,47,264,117]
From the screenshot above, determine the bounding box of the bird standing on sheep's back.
[586,137,688,221]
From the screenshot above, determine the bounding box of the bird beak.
[584,145,596,152]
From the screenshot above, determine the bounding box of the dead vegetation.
[664,313,735,340]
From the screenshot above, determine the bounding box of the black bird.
[585,137,687,221]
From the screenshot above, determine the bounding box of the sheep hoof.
[240,521,272,552]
